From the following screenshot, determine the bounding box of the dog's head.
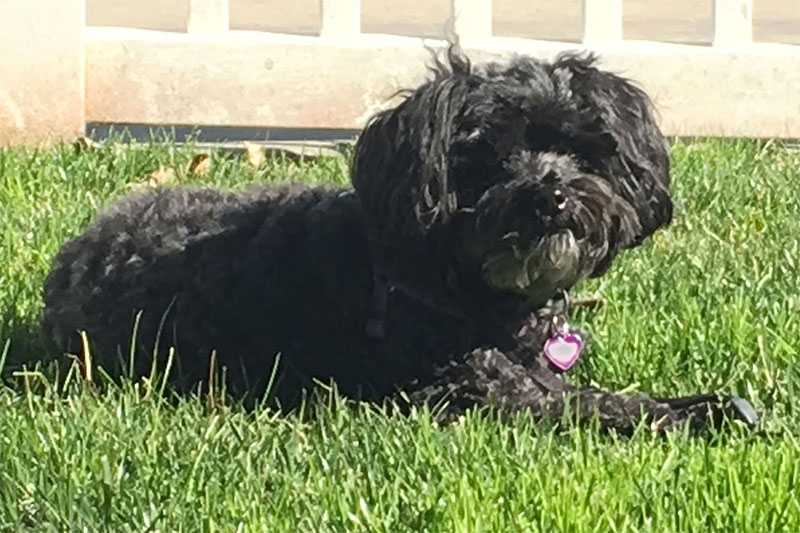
[352,47,672,307]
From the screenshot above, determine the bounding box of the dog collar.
[365,273,469,341]
[365,275,390,340]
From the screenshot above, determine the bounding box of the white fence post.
[187,0,229,33]
[451,0,492,41]
[713,0,752,46]
[582,0,623,45]
[320,0,360,38]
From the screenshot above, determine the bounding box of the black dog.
[42,48,757,432]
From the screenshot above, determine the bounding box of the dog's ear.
[352,47,476,242]
[351,98,455,248]
[550,52,673,242]
[351,110,416,241]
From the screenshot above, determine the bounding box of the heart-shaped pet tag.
[544,332,584,372]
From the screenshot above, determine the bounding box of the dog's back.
[42,185,379,400]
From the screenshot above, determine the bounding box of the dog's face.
[461,151,641,304]
[352,48,672,307]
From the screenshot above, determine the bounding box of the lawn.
[0,137,798,532]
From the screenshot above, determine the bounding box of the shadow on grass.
[0,311,53,377]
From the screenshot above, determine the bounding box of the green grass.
[0,137,798,531]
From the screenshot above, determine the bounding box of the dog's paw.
[675,395,760,432]
[725,396,760,428]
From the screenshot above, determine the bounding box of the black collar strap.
[365,273,470,340]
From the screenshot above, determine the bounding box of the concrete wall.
[85,30,800,138]
[0,0,85,146]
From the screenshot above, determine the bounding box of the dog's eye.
[553,188,567,211]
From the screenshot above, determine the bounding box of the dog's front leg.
[470,348,683,433]
[409,348,754,433]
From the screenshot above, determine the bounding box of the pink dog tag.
[544,332,584,372]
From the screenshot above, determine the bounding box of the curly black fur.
[42,49,756,432]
